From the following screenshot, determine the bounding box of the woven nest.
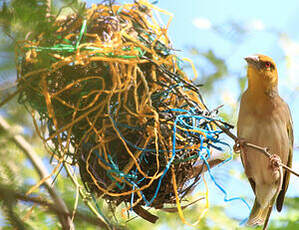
[16,1,225,223]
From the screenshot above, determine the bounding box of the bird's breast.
[237,102,289,185]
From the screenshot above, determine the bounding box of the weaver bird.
[237,54,293,229]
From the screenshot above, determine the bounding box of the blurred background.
[0,0,298,229]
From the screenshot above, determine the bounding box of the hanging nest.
[16,1,227,223]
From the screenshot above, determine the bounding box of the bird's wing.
[238,93,257,194]
[276,105,293,212]
[240,150,256,193]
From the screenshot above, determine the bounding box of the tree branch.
[0,184,111,228]
[0,116,75,230]
[214,120,299,177]
[0,88,21,108]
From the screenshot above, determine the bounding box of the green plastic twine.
[75,19,87,49]
[23,18,148,59]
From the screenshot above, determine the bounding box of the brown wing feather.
[276,107,293,212]
[238,94,257,195]
[240,149,256,194]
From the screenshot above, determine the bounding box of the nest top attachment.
[16,0,230,224]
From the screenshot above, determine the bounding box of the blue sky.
[158,0,299,56]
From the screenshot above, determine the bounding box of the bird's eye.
[265,62,271,68]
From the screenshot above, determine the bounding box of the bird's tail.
[247,198,273,230]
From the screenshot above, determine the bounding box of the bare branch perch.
[213,120,299,177]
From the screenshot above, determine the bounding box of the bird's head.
[244,54,278,91]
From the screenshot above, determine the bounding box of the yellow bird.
[237,54,293,229]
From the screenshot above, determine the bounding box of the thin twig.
[213,120,299,177]
[0,88,21,108]
[63,162,112,230]
[0,116,75,230]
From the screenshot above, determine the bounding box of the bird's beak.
[244,55,259,67]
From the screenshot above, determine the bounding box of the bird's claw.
[234,138,246,154]
[270,154,281,169]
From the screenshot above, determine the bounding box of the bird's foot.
[270,154,281,170]
[234,138,246,154]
